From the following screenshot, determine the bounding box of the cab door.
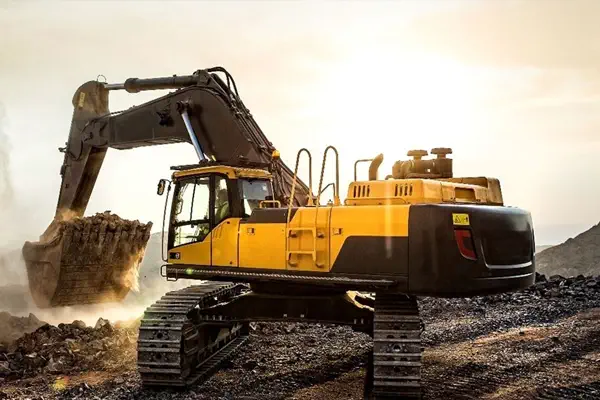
[169,175,213,265]
[211,175,240,268]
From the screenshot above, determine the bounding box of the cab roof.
[172,165,272,180]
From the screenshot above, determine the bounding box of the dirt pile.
[0,317,137,380]
[0,312,46,350]
[536,222,600,277]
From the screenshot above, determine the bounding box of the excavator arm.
[58,67,308,220]
[24,67,309,308]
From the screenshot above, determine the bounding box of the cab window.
[240,179,273,217]
[214,176,230,225]
[172,177,210,246]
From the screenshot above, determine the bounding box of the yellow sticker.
[77,92,86,108]
[452,213,470,226]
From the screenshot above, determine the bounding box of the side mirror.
[157,179,167,196]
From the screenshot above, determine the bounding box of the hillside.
[536,245,553,254]
[536,222,600,277]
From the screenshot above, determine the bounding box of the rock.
[0,361,10,375]
[72,320,87,330]
[0,312,47,348]
[242,360,258,371]
[27,314,40,324]
[89,341,104,351]
[44,357,64,374]
[94,318,111,330]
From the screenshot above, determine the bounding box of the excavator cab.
[162,164,275,266]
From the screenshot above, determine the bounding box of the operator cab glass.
[172,177,211,247]
[240,178,273,217]
[169,173,274,248]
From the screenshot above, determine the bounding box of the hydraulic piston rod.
[102,74,202,93]
[178,103,207,161]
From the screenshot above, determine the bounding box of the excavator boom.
[23,67,309,308]
[58,67,308,218]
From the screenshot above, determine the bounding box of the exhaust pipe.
[368,154,384,181]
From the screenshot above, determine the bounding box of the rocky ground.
[0,273,599,400]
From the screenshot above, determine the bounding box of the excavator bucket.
[22,212,152,308]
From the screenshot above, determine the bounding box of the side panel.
[169,234,212,266]
[329,205,410,276]
[239,223,286,269]
[211,218,240,267]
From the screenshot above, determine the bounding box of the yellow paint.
[330,205,409,269]
[286,207,332,271]
[452,213,470,226]
[166,161,505,275]
[239,223,286,268]
[173,234,211,265]
[77,92,85,108]
[211,218,240,267]
[345,178,500,206]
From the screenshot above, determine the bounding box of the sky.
[0,0,599,247]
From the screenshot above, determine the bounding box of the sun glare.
[301,49,482,193]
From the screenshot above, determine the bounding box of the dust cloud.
[0,103,187,327]
[0,232,192,327]
[0,102,13,210]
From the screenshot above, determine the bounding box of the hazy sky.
[0,0,599,247]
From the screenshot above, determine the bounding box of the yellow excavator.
[22,67,535,399]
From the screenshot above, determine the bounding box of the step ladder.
[285,146,340,269]
[286,226,322,267]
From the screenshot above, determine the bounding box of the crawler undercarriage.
[137,282,423,399]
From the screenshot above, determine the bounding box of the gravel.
[0,272,599,399]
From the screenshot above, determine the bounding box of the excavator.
[22,67,536,399]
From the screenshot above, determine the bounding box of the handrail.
[316,145,340,207]
[319,182,336,197]
[354,158,374,181]
[286,148,314,227]
[259,200,281,208]
[160,180,172,263]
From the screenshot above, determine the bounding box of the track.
[136,282,249,387]
[136,283,428,396]
[135,285,600,399]
[366,293,423,399]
